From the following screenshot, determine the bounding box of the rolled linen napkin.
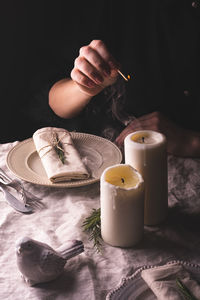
[141,262,200,299]
[33,127,90,183]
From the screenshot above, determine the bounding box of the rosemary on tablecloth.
[82,208,102,252]
[176,278,198,300]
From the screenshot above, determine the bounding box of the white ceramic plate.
[6,132,122,188]
[106,260,200,300]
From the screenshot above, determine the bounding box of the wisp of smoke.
[104,78,140,126]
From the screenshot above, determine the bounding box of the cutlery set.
[0,168,33,213]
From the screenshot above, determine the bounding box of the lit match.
[117,70,130,81]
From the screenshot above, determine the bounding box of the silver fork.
[0,168,27,202]
[0,168,44,210]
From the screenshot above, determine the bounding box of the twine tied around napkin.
[33,127,90,183]
[141,261,200,300]
[38,131,71,164]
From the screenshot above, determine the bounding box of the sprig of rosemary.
[176,278,198,300]
[54,133,65,164]
[82,208,102,252]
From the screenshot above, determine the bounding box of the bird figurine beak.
[17,246,22,254]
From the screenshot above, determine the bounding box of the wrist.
[189,132,200,157]
[75,82,103,97]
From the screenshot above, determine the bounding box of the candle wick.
[142,137,145,143]
[121,178,125,183]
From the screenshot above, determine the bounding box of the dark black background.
[0,1,111,142]
[0,1,199,143]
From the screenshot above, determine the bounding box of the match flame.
[117,70,131,82]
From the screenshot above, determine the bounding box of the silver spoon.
[0,168,27,203]
[0,168,44,211]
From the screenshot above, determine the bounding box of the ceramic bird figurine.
[15,236,84,286]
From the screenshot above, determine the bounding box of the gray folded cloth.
[141,262,200,299]
[33,127,90,183]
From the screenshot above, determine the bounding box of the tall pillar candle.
[124,130,168,226]
[100,164,144,247]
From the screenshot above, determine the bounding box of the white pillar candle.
[100,164,144,247]
[124,130,168,226]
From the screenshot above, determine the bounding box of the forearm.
[115,111,200,158]
[49,40,118,119]
[49,78,93,118]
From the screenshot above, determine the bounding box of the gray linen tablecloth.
[1,141,200,300]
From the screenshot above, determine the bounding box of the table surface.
[1,141,200,300]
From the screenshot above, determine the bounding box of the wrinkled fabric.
[33,127,89,182]
[141,262,200,299]
[1,142,200,300]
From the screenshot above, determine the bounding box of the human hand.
[115,111,196,157]
[71,40,119,96]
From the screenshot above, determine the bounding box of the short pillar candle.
[124,130,168,226]
[100,164,144,248]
